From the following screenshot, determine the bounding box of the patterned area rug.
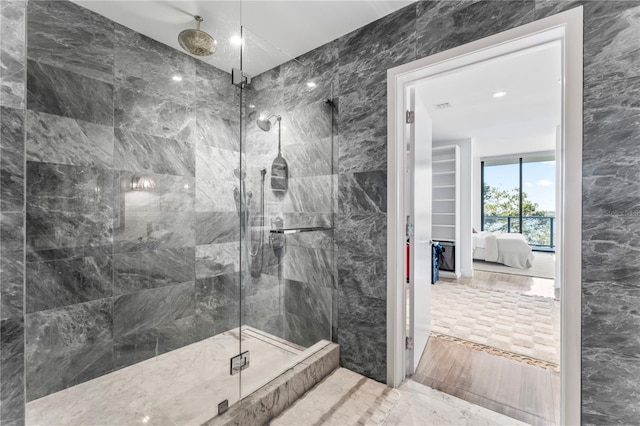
[431,282,560,365]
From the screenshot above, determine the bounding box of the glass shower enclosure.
[14,1,335,423]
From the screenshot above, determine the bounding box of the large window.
[481,154,555,251]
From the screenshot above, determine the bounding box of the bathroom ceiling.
[72,0,416,77]
[415,41,562,153]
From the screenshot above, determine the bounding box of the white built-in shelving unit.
[432,145,460,278]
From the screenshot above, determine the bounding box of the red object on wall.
[406,242,410,281]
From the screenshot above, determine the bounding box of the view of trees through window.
[482,157,556,250]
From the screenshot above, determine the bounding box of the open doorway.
[387,7,583,426]
[414,40,562,425]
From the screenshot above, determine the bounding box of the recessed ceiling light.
[230,35,243,46]
[492,91,507,98]
[248,104,256,109]
[172,75,183,82]
[306,81,317,88]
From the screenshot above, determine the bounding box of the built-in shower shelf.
[270,227,334,234]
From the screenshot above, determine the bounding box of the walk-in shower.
[2,2,335,424]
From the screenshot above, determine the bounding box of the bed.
[473,231,535,269]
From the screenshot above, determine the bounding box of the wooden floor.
[415,335,560,425]
[416,269,560,425]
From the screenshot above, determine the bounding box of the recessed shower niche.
[12,1,337,424]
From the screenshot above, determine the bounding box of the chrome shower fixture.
[256,114,281,132]
[178,15,217,56]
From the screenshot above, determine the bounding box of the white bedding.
[473,231,534,269]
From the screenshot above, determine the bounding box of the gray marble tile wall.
[323,0,640,423]
[1,0,26,425]
[0,0,245,410]
[242,61,336,349]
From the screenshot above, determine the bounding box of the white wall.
[434,138,473,277]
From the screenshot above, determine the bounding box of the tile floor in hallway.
[273,367,525,425]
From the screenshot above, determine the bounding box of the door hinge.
[232,67,250,88]
[230,351,250,375]
[406,110,415,124]
[406,336,414,350]
[406,216,414,237]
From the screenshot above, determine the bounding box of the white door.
[407,89,432,374]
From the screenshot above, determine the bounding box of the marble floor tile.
[384,380,528,426]
[25,326,323,426]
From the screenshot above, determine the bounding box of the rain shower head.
[178,16,217,56]
[256,115,281,132]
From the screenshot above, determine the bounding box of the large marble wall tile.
[338,3,416,75]
[284,312,331,349]
[113,247,194,296]
[27,0,114,83]
[114,86,194,141]
[282,212,332,230]
[26,162,114,214]
[114,129,195,177]
[0,250,24,319]
[337,288,386,382]
[26,208,113,261]
[195,211,239,245]
[336,213,386,300]
[582,215,640,283]
[114,314,196,369]
[284,227,333,249]
[339,171,387,214]
[114,24,195,103]
[0,0,26,109]
[0,214,24,319]
[195,242,240,279]
[195,177,238,213]
[242,274,284,340]
[25,255,112,314]
[0,107,24,212]
[283,101,333,144]
[280,175,332,214]
[195,62,239,118]
[283,246,332,288]
[26,110,114,168]
[196,144,240,183]
[284,40,339,90]
[0,318,25,424]
[25,298,113,400]
[284,279,331,331]
[195,274,240,339]
[338,38,415,98]
[113,210,194,253]
[337,88,387,175]
[27,60,114,126]
[196,109,240,152]
[115,172,195,213]
[536,1,640,81]
[112,281,194,341]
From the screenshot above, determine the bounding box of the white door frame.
[386,7,583,425]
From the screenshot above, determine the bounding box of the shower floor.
[26,326,323,426]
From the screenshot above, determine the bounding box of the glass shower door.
[238,25,335,399]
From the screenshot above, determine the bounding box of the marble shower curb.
[203,342,339,426]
